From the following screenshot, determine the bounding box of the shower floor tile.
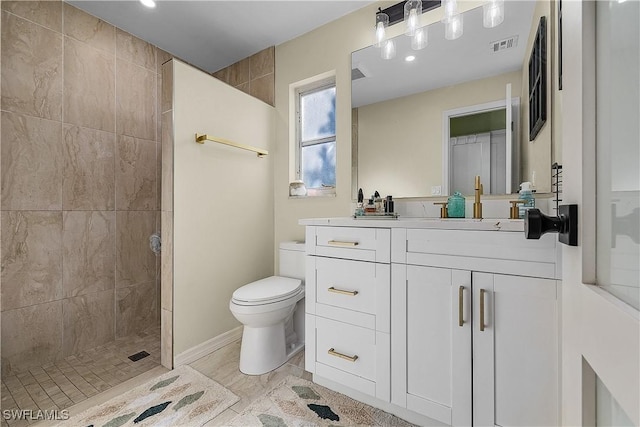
[1,327,160,426]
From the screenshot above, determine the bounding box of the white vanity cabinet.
[305,226,391,401]
[391,228,559,426]
[300,219,560,427]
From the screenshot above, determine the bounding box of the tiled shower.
[0,0,166,418]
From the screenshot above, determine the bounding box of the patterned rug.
[70,365,239,426]
[228,376,416,426]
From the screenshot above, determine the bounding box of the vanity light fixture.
[382,39,396,60]
[442,0,463,40]
[374,9,390,48]
[140,0,156,8]
[404,0,422,36]
[483,0,505,28]
[442,0,458,20]
[374,0,484,58]
[444,13,463,40]
[412,26,428,50]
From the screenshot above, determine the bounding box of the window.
[296,81,336,195]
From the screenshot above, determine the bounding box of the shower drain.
[128,350,150,362]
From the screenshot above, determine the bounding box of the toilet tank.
[279,241,306,281]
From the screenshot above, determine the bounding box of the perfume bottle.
[355,188,365,216]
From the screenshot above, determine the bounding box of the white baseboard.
[174,326,243,366]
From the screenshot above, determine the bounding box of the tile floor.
[1,328,160,426]
[189,340,311,426]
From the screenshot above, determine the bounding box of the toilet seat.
[232,276,302,306]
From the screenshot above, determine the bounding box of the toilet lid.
[232,276,302,304]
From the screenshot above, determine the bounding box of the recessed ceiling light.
[140,0,156,8]
[405,55,416,62]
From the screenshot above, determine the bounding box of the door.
[450,133,492,195]
[391,265,471,426]
[472,273,559,427]
[561,1,639,425]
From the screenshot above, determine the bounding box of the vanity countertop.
[299,217,525,232]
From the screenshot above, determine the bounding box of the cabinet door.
[391,264,472,425]
[473,273,558,427]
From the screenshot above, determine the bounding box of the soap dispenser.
[447,192,465,218]
[518,182,536,219]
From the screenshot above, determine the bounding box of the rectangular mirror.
[351,1,552,198]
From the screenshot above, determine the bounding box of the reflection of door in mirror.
[443,96,520,196]
[450,131,500,196]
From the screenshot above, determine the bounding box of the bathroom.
[1,0,638,426]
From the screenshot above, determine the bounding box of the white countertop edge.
[298,217,525,232]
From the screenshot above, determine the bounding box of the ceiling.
[351,1,537,107]
[68,0,376,73]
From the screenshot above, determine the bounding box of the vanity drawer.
[315,257,388,315]
[315,316,376,381]
[306,255,390,332]
[308,226,390,263]
[403,229,558,278]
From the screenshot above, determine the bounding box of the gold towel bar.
[195,133,268,158]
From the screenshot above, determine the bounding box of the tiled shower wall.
[212,47,275,106]
[0,1,169,375]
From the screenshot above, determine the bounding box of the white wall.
[357,70,522,198]
[520,0,555,193]
[274,0,484,255]
[172,61,275,355]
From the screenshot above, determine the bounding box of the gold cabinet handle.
[328,348,358,362]
[327,240,359,247]
[479,288,486,332]
[459,286,465,327]
[328,287,359,296]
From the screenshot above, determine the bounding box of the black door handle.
[525,204,578,246]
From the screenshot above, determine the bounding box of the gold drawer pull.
[328,287,359,296]
[458,286,465,327]
[480,288,486,332]
[327,240,359,247]
[328,348,358,362]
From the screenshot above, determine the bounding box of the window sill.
[289,190,336,199]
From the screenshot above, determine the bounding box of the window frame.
[295,78,337,196]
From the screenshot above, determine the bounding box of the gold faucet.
[473,175,483,219]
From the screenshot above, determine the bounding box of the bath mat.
[70,365,239,426]
[228,375,416,426]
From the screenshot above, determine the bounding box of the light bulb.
[445,13,463,40]
[140,0,156,8]
[381,39,396,60]
[374,12,389,48]
[375,22,386,47]
[442,0,458,21]
[404,0,422,36]
[405,55,416,62]
[407,9,418,35]
[483,0,504,28]
[411,27,427,50]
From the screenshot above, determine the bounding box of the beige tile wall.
[0,0,170,375]
[212,46,275,106]
[160,60,173,369]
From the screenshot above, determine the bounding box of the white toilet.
[229,242,305,375]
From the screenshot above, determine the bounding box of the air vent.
[490,35,519,53]
[351,67,367,81]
